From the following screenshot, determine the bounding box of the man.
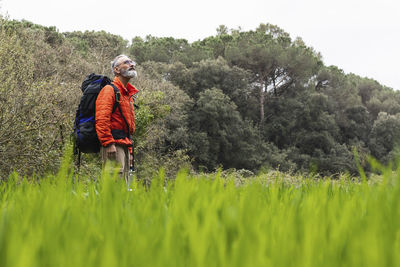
[95,55,139,182]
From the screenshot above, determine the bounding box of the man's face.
[116,57,137,79]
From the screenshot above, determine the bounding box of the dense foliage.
[0,17,399,178]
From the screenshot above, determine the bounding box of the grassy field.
[0,155,400,267]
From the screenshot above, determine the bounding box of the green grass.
[1,153,400,267]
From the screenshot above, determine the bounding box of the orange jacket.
[95,77,139,151]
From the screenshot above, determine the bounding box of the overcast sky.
[1,0,399,89]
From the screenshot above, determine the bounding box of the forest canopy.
[0,17,399,178]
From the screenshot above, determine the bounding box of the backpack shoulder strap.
[110,84,120,113]
[110,84,130,137]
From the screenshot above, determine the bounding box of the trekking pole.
[128,141,135,189]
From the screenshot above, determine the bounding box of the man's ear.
[114,67,120,75]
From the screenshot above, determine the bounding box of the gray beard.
[121,69,137,79]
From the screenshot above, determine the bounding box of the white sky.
[1,0,399,89]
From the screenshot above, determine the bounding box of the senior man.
[95,55,139,182]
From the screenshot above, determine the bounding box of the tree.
[338,105,371,143]
[129,36,211,66]
[189,88,265,170]
[225,23,321,123]
[368,112,400,163]
[64,30,128,75]
[0,25,78,178]
[195,27,233,59]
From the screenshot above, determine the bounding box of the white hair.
[111,54,129,75]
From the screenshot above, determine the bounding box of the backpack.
[72,73,130,157]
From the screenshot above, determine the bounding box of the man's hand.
[106,144,117,159]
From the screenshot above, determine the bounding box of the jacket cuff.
[102,140,115,147]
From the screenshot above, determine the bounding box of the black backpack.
[72,73,130,157]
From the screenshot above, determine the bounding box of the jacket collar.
[113,76,139,96]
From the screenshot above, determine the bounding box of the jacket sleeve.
[96,85,115,147]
